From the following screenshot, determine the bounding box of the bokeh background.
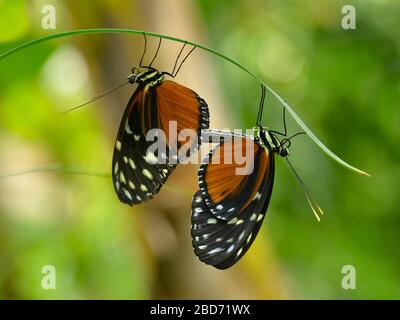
[0,0,399,299]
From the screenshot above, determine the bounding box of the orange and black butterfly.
[191,85,322,269]
[112,36,209,205]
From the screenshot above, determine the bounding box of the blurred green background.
[0,0,399,299]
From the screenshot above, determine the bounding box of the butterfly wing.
[156,80,209,157]
[191,134,275,269]
[112,80,209,205]
[199,133,269,220]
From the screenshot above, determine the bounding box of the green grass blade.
[0,164,193,197]
[263,85,371,177]
[0,163,62,178]
[0,28,370,177]
[0,163,108,178]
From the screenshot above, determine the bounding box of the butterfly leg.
[170,41,187,77]
[139,32,148,68]
[256,84,266,126]
[172,45,196,78]
[269,106,288,137]
[149,37,162,68]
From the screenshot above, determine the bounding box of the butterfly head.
[278,144,289,157]
[273,135,290,158]
[127,67,140,84]
[256,126,290,157]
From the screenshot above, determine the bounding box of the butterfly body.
[128,67,164,91]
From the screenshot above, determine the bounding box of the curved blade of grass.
[0,28,369,176]
[0,164,193,197]
[0,163,62,178]
[0,163,108,178]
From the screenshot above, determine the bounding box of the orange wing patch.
[156,80,208,156]
[202,136,270,213]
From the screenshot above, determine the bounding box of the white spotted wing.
[191,133,275,269]
[112,81,209,205]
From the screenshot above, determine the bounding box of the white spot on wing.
[142,169,153,180]
[114,162,119,175]
[247,233,252,244]
[143,152,158,165]
[115,140,122,151]
[208,247,223,255]
[125,120,132,134]
[254,192,261,200]
[122,188,132,201]
[207,218,217,225]
[119,172,126,184]
[227,217,238,225]
[129,158,136,170]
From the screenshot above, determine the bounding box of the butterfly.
[112,36,210,206]
[191,85,323,269]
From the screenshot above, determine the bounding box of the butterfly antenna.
[62,81,129,114]
[287,131,306,140]
[173,46,196,78]
[285,157,324,221]
[256,84,266,126]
